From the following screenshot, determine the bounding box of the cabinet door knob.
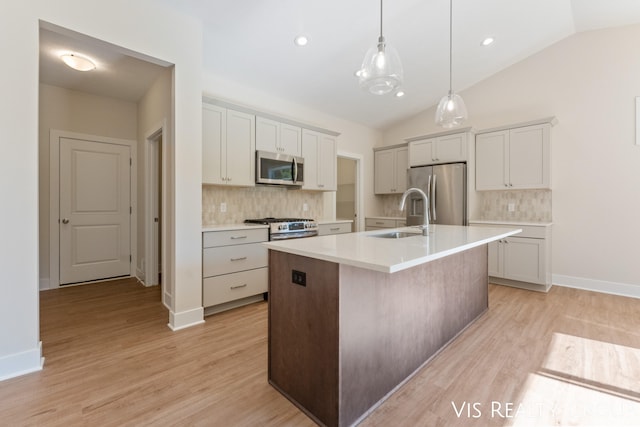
[62,218,70,224]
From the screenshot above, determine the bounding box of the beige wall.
[136,68,173,286]
[38,84,138,289]
[383,24,640,294]
[2,0,202,381]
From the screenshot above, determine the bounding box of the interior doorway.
[336,154,363,232]
[145,124,165,288]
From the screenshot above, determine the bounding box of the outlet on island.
[292,270,306,286]
[507,203,515,212]
[220,202,227,213]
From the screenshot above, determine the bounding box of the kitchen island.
[264,224,521,427]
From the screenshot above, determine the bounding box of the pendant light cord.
[379,0,384,41]
[448,0,453,94]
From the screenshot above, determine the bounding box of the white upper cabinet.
[374,145,408,194]
[202,103,255,186]
[302,129,337,191]
[408,131,469,167]
[476,120,553,190]
[256,116,301,156]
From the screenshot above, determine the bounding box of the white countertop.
[469,219,553,227]
[317,219,354,225]
[264,224,521,273]
[202,223,269,232]
[365,216,405,220]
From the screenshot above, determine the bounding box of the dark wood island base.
[268,244,488,427]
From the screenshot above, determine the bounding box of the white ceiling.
[39,0,640,130]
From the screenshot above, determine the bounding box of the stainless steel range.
[244,218,318,240]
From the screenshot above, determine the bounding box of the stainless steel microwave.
[256,150,304,186]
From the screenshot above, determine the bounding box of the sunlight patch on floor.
[508,332,640,426]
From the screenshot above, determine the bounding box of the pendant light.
[435,0,467,128]
[358,0,403,96]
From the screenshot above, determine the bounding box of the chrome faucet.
[399,187,430,235]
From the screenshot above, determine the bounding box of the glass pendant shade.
[359,37,403,95]
[435,91,468,128]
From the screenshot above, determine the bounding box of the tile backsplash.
[477,189,552,222]
[377,189,552,222]
[202,185,324,225]
[380,194,404,218]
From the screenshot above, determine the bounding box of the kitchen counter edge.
[264,224,521,274]
[202,223,269,232]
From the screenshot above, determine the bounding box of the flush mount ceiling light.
[481,37,495,46]
[358,0,403,95]
[60,53,96,71]
[435,0,468,128]
[294,35,309,47]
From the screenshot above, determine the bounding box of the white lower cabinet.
[318,221,352,236]
[202,227,268,314]
[471,222,552,292]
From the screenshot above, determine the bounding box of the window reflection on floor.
[510,333,640,426]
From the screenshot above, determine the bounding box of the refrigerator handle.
[427,175,432,222]
[431,174,437,222]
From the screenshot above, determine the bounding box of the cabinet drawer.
[203,228,268,248]
[203,268,268,307]
[318,222,352,235]
[203,243,267,277]
[365,218,397,228]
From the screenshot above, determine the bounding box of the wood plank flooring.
[1,278,639,426]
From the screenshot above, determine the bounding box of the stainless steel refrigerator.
[406,163,467,226]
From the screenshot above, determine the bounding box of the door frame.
[143,120,167,290]
[336,151,364,232]
[49,129,137,288]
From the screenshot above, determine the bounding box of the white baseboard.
[168,307,205,331]
[39,278,50,291]
[553,274,640,299]
[0,341,44,382]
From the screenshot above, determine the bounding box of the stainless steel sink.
[370,231,423,239]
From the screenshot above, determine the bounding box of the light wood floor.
[1,278,639,426]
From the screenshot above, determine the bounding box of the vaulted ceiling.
[40,0,640,130]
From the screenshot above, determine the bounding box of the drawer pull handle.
[230,284,247,290]
[330,227,340,231]
[230,257,247,262]
[375,222,384,225]
[230,236,247,240]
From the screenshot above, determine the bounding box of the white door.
[59,137,131,285]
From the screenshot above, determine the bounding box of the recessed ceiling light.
[294,35,309,47]
[481,37,495,46]
[395,91,405,98]
[60,53,96,71]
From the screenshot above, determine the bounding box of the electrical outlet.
[508,203,515,212]
[303,203,309,212]
[292,270,306,286]
[220,202,227,213]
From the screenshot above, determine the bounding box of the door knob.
[62,218,69,224]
